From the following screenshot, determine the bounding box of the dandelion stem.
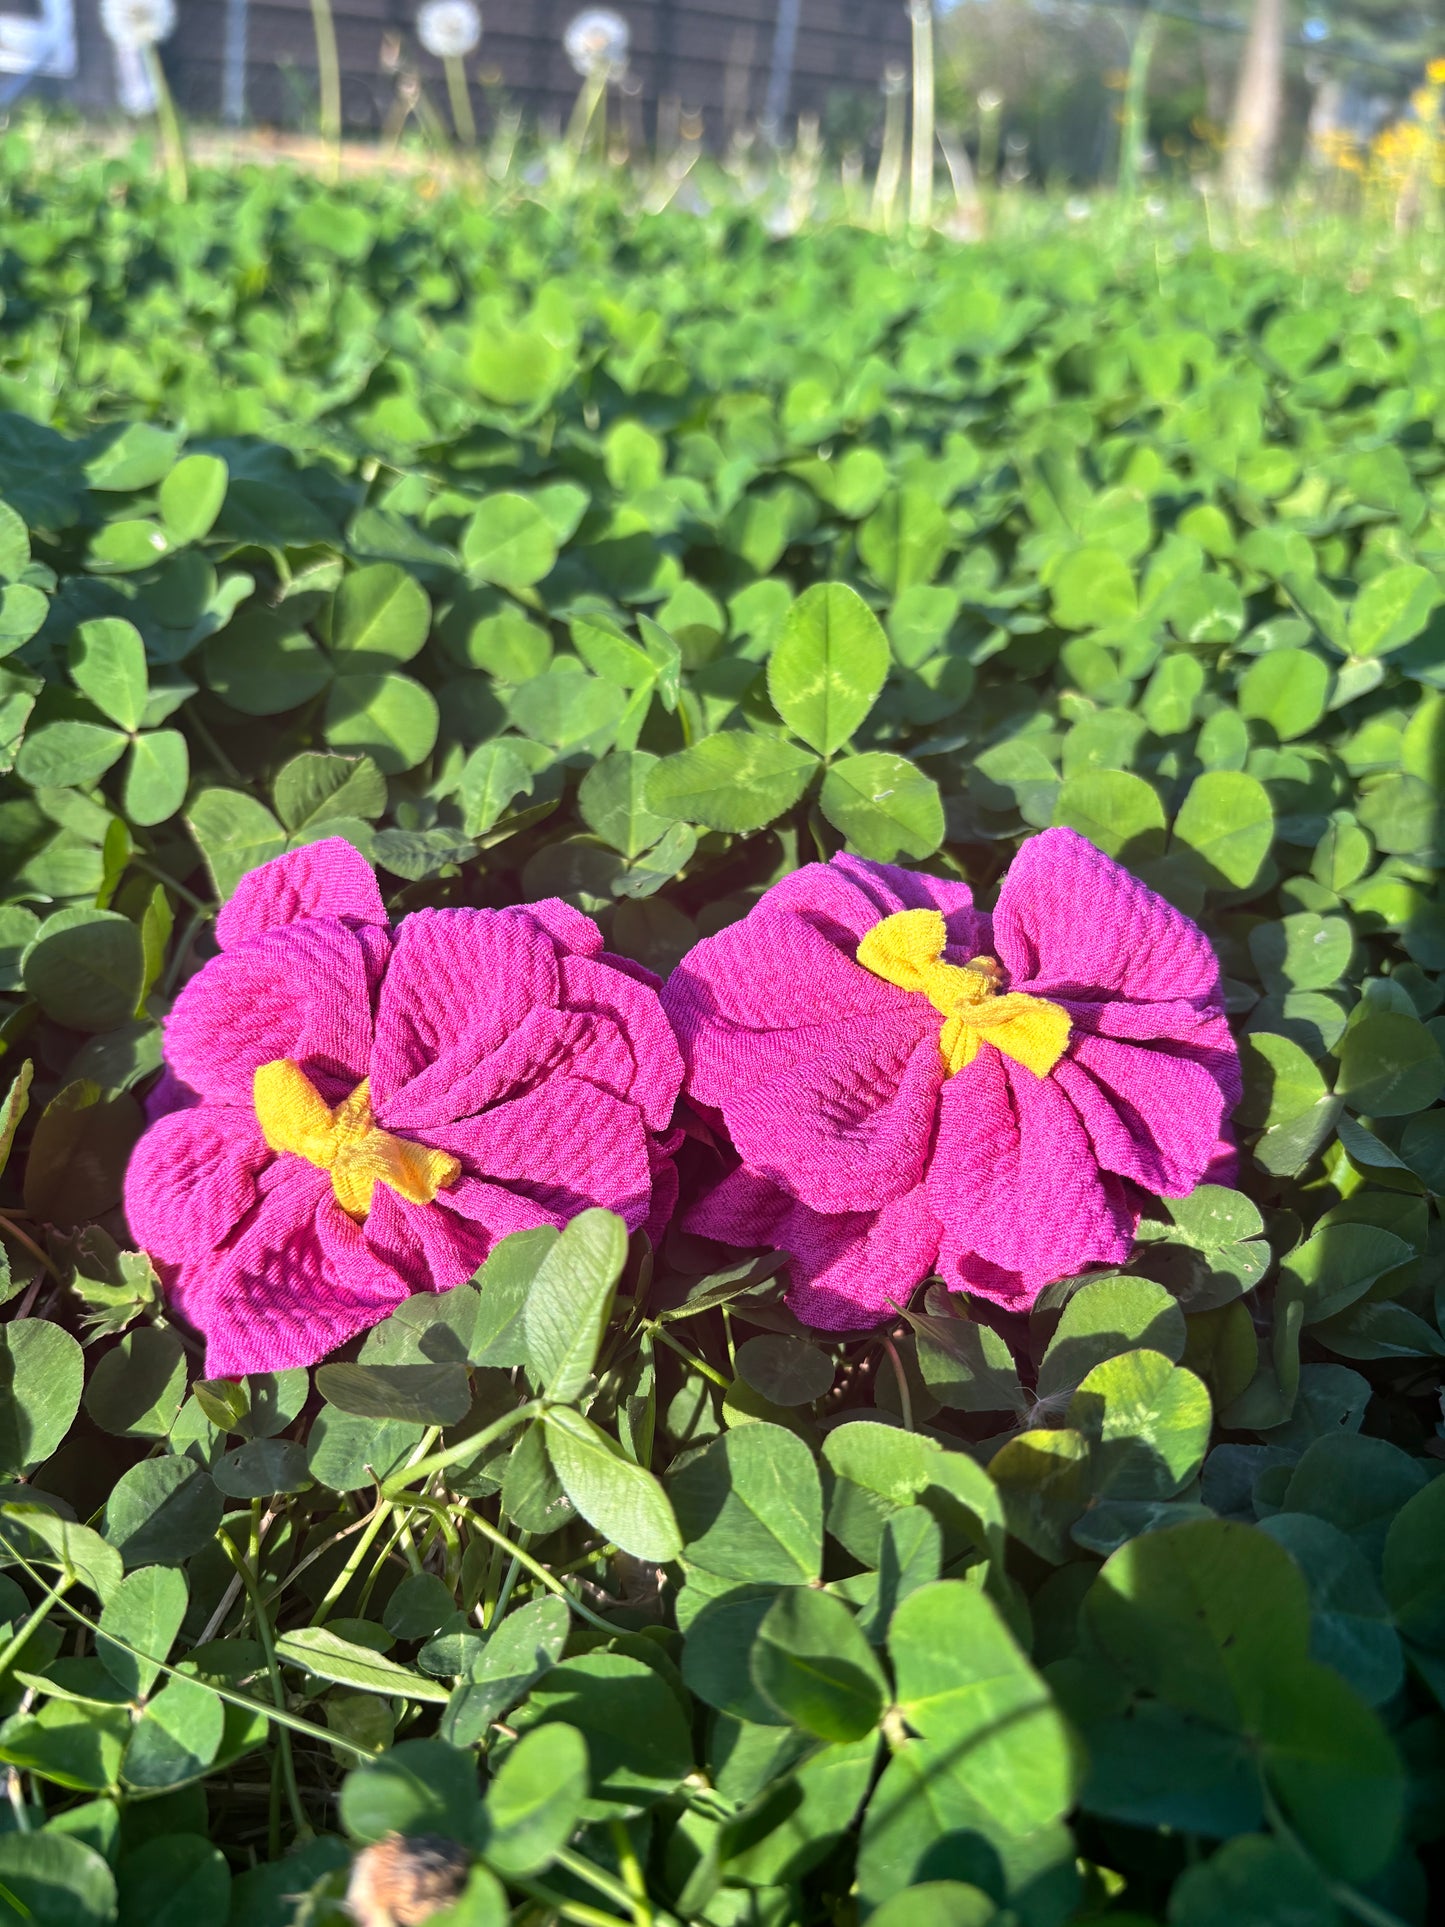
[873,74,906,231]
[568,71,607,158]
[142,46,187,204]
[308,0,343,175]
[444,54,476,147]
[908,0,935,232]
[1118,10,1160,199]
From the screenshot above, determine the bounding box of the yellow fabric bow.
[253,1060,461,1221]
[856,908,1071,1079]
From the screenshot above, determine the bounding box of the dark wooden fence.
[166,0,910,141]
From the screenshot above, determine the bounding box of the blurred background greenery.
[12,0,1445,214]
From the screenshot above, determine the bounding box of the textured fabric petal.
[380,1006,585,1131]
[363,1182,520,1292]
[684,1164,940,1330]
[143,1066,199,1124]
[557,954,683,1133]
[1053,1037,1232,1196]
[123,1105,271,1265]
[930,1049,1135,1300]
[164,921,379,1106]
[663,906,918,1111]
[190,1169,409,1376]
[1205,1132,1240,1187]
[642,1140,680,1248]
[426,1079,654,1230]
[215,839,387,951]
[598,951,664,991]
[724,1014,944,1214]
[768,856,982,950]
[992,828,1225,1007]
[369,908,559,1121]
[522,896,605,959]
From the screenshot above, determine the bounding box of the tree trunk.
[1224,0,1286,206]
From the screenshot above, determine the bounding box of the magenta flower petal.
[385,1005,658,1134]
[993,827,1224,1006]
[215,838,387,951]
[192,1169,412,1378]
[522,895,606,960]
[662,859,986,1124]
[662,905,911,1111]
[165,920,381,1105]
[363,1182,535,1289]
[558,954,684,1134]
[643,1141,681,1247]
[429,1078,653,1229]
[685,1163,940,1329]
[143,1066,199,1124]
[770,853,982,946]
[724,1015,943,1214]
[369,908,560,1122]
[664,837,1239,1328]
[128,840,682,1374]
[123,1107,270,1265]
[931,1051,1136,1298]
[1053,1036,1233,1195]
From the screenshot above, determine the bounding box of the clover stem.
[381,1398,543,1496]
[882,1335,914,1431]
[604,1822,654,1927]
[0,1577,71,1687]
[0,1217,60,1290]
[397,1517,425,1576]
[311,1492,396,1626]
[133,857,212,919]
[559,1845,649,1925]
[183,709,241,784]
[463,1509,617,1634]
[393,1493,462,1581]
[567,70,607,158]
[509,1877,633,1927]
[5,1541,377,1759]
[648,1323,730,1390]
[256,1495,382,1616]
[487,1548,524,1629]
[1262,1790,1408,1927]
[4,1766,28,1832]
[220,1531,313,1842]
[161,906,210,999]
[355,1511,414,1619]
[1118,9,1161,198]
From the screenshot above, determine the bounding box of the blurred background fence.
[3,0,1445,196]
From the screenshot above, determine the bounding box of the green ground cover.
[0,143,1442,1926]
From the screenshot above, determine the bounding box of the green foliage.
[0,153,1443,1927]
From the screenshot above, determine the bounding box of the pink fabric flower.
[125,839,683,1376]
[661,830,1241,1329]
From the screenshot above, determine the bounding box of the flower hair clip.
[662,828,1242,1329]
[125,839,682,1376]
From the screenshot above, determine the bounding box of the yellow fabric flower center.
[856,908,1072,1079]
[253,1060,461,1221]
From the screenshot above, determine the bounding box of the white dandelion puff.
[417,0,481,60]
[564,8,630,79]
[100,0,175,50]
